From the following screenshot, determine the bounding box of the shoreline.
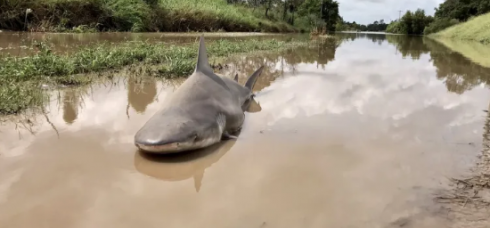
[0,37,312,115]
[0,0,298,33]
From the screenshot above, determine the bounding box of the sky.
[338,0,445,24]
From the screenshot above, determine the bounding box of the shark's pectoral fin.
[246,97,262,113]
[245,66,265,91]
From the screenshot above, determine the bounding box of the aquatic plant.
[0,82,47,115]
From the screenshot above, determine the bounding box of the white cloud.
[338,0,445,24]
[253,37,490,132]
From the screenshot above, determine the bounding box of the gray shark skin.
[134,35,264,154]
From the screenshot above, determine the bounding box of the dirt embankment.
[0,0,297,33]
[430,12,490,44]
[435,106,490,227]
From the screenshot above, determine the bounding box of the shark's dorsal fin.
[193,35,230,90]
[245,66,264,91]
[234,73,238,82]
[194,170,204,193]
[195,35,213,74]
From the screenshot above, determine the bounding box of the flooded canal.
[1,33,490,228]
[0,32,291,57]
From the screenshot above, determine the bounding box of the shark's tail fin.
[245,66,264,91]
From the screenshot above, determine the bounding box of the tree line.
[336,19,388,32]
[331,0,490,35]
[425,0,490,34]
[225,0,341,32]
[338,8,436,35]
[386,0,490,35]
[385,9,434,35]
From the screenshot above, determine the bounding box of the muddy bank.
[403,36,490,227]
[433,105,490,228]
[0,0,296,33]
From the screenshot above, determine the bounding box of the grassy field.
[430,12,490,44]
[0,38,309,115]
[0,0,297,33]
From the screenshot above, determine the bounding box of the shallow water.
[1,33,490,228]
[0,32,292,57]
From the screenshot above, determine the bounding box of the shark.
[134,35,264,154]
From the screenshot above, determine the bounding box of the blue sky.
[338,0,445,24]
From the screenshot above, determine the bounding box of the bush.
[386,9,433,35]
[424,17,460,34]
[386,21,404,34]
[143,0,159,6]
[294,16,311,32]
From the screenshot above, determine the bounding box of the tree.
[265,0,273,18]
[365,19,388,31]
[412,9,429,35]
[296,0,339,31]
[434,0,490,22]
[223,0,343,32]
[321,0,339,31]
[385,8,434,35]
[401,11,413,34]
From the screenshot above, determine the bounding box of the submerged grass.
[430,12,490,44]
[0,82,48,115]
[433,38,490,68]
[0,37,309,114]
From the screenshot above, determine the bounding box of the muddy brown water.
[0,32,293,57]
[1,33,490,228]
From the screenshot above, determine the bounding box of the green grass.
[0,38,309,115]
[430,12,490,44]
[160,0,295,32]
[0,82,48,116]
[432,38,490,68]
[0,0,297,33]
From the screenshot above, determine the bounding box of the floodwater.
[1,33,490,228]
[0,32,292,57]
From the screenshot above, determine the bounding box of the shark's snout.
[134,117,223,154]
[134,130,198,154]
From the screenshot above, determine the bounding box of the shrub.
[386,21,404,34]
[424,17,459,34]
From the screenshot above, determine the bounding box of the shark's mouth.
[136,142,188,154]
